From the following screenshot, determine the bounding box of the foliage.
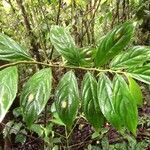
[0,0,149,149]
[55,71,79,128]
[0,67,18,122]
[20,68,52,127]
[0,33,32,62]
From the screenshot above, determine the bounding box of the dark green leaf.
[110,46,150,69]
[113,75,138,135]
[55,71,79,128]
[95,21,136,67]
[82,72,104,131]
[97,73,122,129]
[0,66,18,123]
[50,26,88,66]
[20,68,52,127]
[0,33,32,62]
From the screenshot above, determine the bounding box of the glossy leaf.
[95,21,136,67]
[50,26,88,66]
[55,71,79,128]
[113,75,138,135]
[20,68,52,127]
[128,76,143,106]
[97,73,122,129]
[127,65,150,84]
[0,66,18,123]
[0,33,32,62]
[82,72,104,131]
[110,46,150,69]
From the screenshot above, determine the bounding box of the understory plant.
[0,21,150,148]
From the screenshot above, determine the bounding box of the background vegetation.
[0,0,149,149]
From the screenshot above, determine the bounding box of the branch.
[56,0,62,25]
[16,0,42,68]
[80,0,101,41]
[0,60,125,75]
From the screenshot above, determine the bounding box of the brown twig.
[80,0,101,42]
[0,60,126,75]
[16,0,42,68]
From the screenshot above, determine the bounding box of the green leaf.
[3,120,14,138]
[50,26,88,66]
[91,131,100,139]
[51,112,65,126]
[51,102,65,126]
[0,33,32,62]
[82,72,104,131]
[113,75,138,135]
[15,129,27,144]
[8,122,22,135]
[55,71,79,128]
[30,124,44,137]
[0,66,18,123]
[20,68,52,127]
[128,76,143,106]
[97,73,122,130]
[127,65,150,84]
[110,46,150,69]
[95,21,136,67]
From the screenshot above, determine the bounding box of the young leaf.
[82,72,104,131]
[50,26,88,66]
[128,76,143,106]
[0,33,32,62]
[97,73,122,130]
[55,71,79,128]
[0,66,18,123]
[95,21,136,67]
[127,66,150,84]
[113,74,138,135]
[20,68,52,127]
[110,46,150,69]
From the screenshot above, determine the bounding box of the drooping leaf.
[113,74,138,135]
[110,46,150,69]
[128,76,143,106]
[50,26,88,66]
[82,72,104,131]
[20,68,52,127]
[97,73,122,130]
[95,21,136,67]
[127,65,150,84]
[0,33,32,62]
[0,66,18,123]
[55,71,79,128]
